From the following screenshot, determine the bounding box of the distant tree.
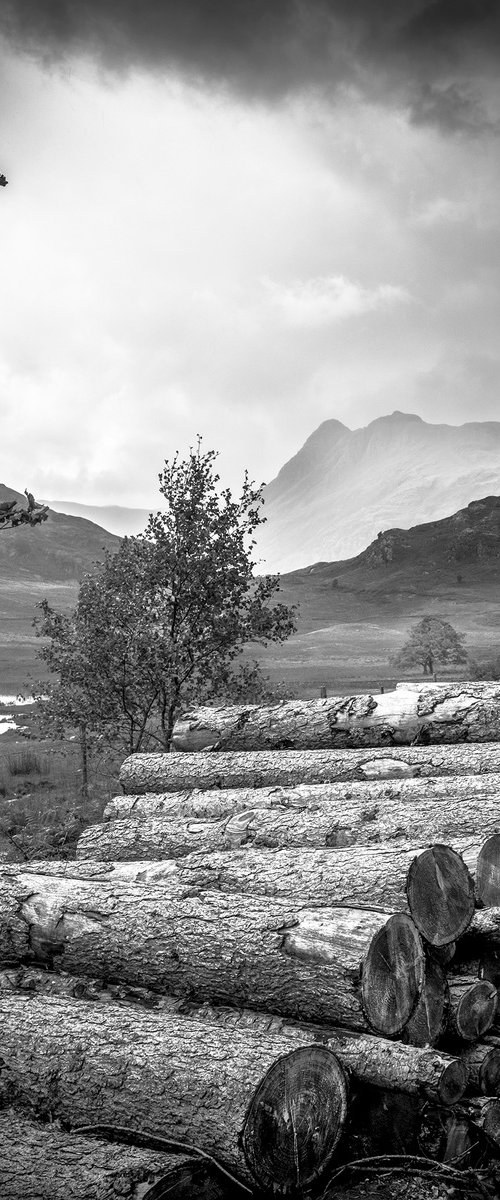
[391,615,467,676]
[468,656,500,681]
[0,490,48,531]
[34,442,297,760]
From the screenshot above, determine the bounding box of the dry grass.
[0,733,120,862]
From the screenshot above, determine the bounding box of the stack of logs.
[4,681,500,1197]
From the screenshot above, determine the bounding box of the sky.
[0,0,499,507]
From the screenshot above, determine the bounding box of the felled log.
[405,845,475,947]
[0,870,426,1034]
[171,683,500,752]
[0,1109,198,1200]
[418,1104,480,1167]
[119,744,500,794]
[105,771,500,823]
[0,994,349,1194]
[475,834,500,907]
[461,1043,500,1096]
[78,787,497,856]
[402,957,448,1048]
[71,842,474,928]
[448,978,498,1042]
[0,964,467,1105]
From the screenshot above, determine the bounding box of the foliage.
[34,442,297,754]
[0,490,48,531]
[468,656,500,681]
[391,615,467,676]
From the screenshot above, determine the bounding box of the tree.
[34,442,297,758]
[391,615,467,676]
[0,490,48,531]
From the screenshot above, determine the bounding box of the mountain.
[256,412,500,573]
[49,500,152,537]
[0,484,120,582]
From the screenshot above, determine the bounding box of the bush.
[7,750,45,776]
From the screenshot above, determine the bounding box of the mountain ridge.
[256,412,500,572]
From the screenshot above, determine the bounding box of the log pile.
[3,682,500,1198]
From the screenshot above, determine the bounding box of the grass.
[0,724,121,862]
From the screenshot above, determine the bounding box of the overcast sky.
[0,0,499,506]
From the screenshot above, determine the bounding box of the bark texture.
[0,964,466,1104]
[119,744,500,794]
[77,843,476,911]
[0,994,349,1192]
[77,791,494,857]
[0,869,420,1031]
[0,1109,191,1200]
[105,771,500,823]
[171,684,500,752]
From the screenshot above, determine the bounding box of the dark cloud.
[0,0,499,131]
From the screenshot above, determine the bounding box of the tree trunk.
[401,957,449,1048]
[171,683,500,752]
[475,834,500,907]
[447,978,498,1041]
[105,771,500,823]
[405,845,475,947]
[0,993,349,1194]
[0,1109,198,1200]
[0,964,467,1105]
[69,839,476,947]
[77,788,494,856]
[461,1043,500,1096]
[0,869,424,1034]
[119,744,500,795]
[0,844,474,911]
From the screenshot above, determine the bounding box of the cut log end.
[476,834,500,908]
[438,1058,469,1107]
[478,1047,500,1096]
[449,980,498,1042]
[241,1045,348,1195]
[362,913,425,1038]
[482,1099,500,1147]
[403,958,448,1049]
[406,844,475,947]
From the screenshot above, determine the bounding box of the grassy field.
[0,711,120,863]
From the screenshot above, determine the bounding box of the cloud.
[263,275,409,328]
[0,0,499,133]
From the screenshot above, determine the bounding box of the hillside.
[0,484,120,693]
[256,412,500,573]
[255,495,500,692]
[0,485,120,582]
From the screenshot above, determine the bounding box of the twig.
[73,1123,254,1196]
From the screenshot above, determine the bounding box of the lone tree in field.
[0,490,48,531]
[34,442,297,758]
[391,615,467,677]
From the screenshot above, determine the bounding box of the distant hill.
[49,500,152,537]
[0,484,120,582]
[256,412,500,573]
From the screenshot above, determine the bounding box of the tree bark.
[0,993,349,1194]
[0,869,424,1033]
[77,789,493,857]
[106,771,500,823]
[119,745,500,795]
[171,683,500,752]
[0,1109,196,1200]
[0,844,474,911]
[0,965,466,1105]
